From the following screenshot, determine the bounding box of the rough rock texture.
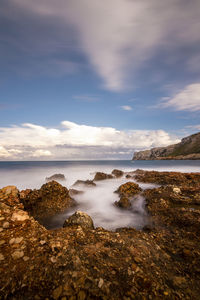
[111,169,124,178]
[20,181,76,220]
[114,196,132,209]
[45,174,66,182]
[115,181,142,197]
[72,180,96,187]
[63,211,94,229]
[134,169,200,185]
[114,182,142,210]
[1,170,200,299]
[133,131,200,160]
[93,172,113,181]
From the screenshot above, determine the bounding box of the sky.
[0,0,200,160]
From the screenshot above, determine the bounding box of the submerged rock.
[69,188,84,196]
[72,180,96,187]
[111,169,124,178]
[93,172,113,181]
[114,196,132,209]
[63,211,94,229]
[45,174,66,182]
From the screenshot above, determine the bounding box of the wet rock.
[114,196,132,209]
[45,174,66,182]
[72,180,96,187]
[63,211,94,229]
[69,189,84,196]
[111,169,123,178]
[20,181,76,220]
[115,182,142,197]
[93,172,113,181]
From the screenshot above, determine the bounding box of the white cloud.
[12,0,200,91]
[0,121,179,160]
[32,149,52,157]
[121,106,132,111]
[161,83,200,111]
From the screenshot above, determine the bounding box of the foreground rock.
[45,173,66,182]
[63,211,94,229]
[1,170,200,299]
[93,172,113,181]
[20,181,76,220]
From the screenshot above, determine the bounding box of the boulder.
[63,211,94,229]
[112,169,124,178]
[20,181,76,220]
[115,182,142,197]
[72,180,96,187]
[45,174,66,182]
[115,196,132,209]
[93,172,113,181]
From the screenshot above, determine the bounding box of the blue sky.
[0,0,200,160]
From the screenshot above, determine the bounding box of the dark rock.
[93,172,113,181]
[45,174,66,182]
[114,196,132,209]
[20,181,76,220]
[63,211,94,229]
[111,169,124,178]
[125,174,132,179]
[72,180,96,187]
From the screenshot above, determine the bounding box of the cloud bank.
[3,0,200,91]
[0,121,179,160]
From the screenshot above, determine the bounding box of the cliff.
[133,132,200,160]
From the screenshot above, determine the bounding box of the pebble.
[9,237,23,244]
[23,256,30,261]
[52,286,62,299]
[98,278,104,288]
[11,211,29,222]
[0,240,5,245]
[3,222,9,229]
[11,250,24,260]
[0,253,5,261]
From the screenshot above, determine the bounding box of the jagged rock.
[111,169,124,178]
[63,211,94,229]
[93,172,113,181]
[115,196,132,209]
[1,186,19,197]
[20,181,76,220]
[45,174,66,182]
[72,180,96,187]
[115,182,142,197]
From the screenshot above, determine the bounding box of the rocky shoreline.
[0,169,200,299]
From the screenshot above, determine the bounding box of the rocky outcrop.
[114,182,142,209]
[20,181,76,220]
[63,211,94,229]
[132,131,200,160]
[1,170,200,299]
[45,174,66,182]
[93,172,113,181]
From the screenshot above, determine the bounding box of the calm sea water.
[1,160,199,230]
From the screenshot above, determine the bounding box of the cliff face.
[133,132,200,160]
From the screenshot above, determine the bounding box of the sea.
[1,160,200,230]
